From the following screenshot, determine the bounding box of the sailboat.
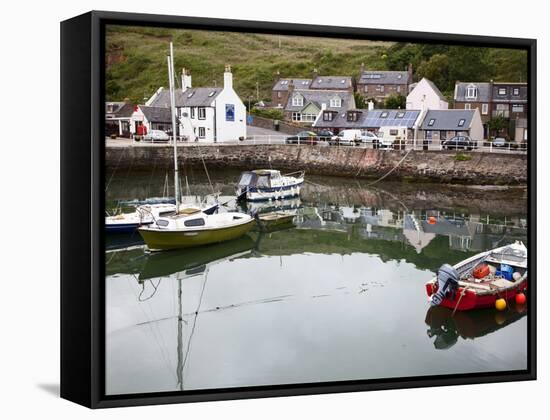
[138,43,255,251]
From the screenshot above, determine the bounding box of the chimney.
[181,68,192,92]
[224,64,233,90]
[313,68,319,79]
[368,100,374,111]
[274,69,281,83]
[407,63,413,81]
[360,62,365,74]
[288,79,295,94]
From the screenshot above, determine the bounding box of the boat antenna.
[167,42,180,213]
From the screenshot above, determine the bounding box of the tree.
[487,115,508,137]
[354,92,366,109]
[384,94,406,110]
[416,54,450,92]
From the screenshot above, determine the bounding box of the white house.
[146,65,246,142]
[129,105,172,136]
[406,78,448,110]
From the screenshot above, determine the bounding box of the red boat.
[426,241,527,311]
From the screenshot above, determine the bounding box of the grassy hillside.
[106,26,389,103]
[106,25,527,105]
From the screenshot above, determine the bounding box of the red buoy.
[515,292,526,305]
[428,216,437,225]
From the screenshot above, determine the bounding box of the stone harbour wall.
[105,144,528,185]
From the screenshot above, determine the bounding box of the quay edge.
[105,144,528,185]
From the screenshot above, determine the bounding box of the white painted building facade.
[146,66,246,142]
[406,78,449,110]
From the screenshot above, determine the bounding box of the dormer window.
[323,111,334,122]
[330,97,342,108]
[347,111,360,122]
[513,87,520,96]
[466,84,477,99]
[292,94,304,107]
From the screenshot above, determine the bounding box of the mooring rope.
[365,147,413,186]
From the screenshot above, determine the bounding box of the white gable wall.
[406,79,448,110]
[214,85,247,142]
[469,108,484,141]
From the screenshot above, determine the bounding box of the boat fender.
[430,264,460,307]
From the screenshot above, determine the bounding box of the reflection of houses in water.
[294,205,348,232]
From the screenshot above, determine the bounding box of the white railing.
[115,136,527,154]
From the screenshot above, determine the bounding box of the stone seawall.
[105,144,527,185]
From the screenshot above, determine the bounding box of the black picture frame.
[60,10,537,409]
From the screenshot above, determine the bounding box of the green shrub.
[251,107,284,120]
[454,153,472,161]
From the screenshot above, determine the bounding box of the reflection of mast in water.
[176,267,210,391]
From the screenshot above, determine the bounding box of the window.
[187,91,195,98]
[380,112,389,118]
[397,86,401,93]
[330,97,342,107]
[396,112,405,118]
[292,95,303,107]
[512,104,524,113]
[347,112,358,122]
[482,103,489,115]
[498,87,507,95]
[428,118,435,127]
[466,85,477,99]
[425,130,433,140]
[464,103,471,110]
[292,112,302,121]
[184,218,206,227]
[198,107,206,119]
[376,85,385,92]
[198,127,206,138]
[513,87,520,96]
[190,107,195,119]
[277,91,282,98]
[323,112,334,121]
[302,114,316,122]
[364,86,369,93]
[208,91,216,97]
[458,119,466,127]
[389,129,398,136]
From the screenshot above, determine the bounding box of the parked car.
[358,131,382,146]
[442,136,476,150]
[330,129,361,146]
[285,131,319,145]
[143,129,170,142]
[492,137,507,148]
[317,130,334,142]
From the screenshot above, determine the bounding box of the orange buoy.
[495,298,507,311]
[428,216,437,225]
[515,292,526,305]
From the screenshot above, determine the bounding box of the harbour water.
[105,168,528,395]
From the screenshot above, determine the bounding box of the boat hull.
[138,219,256,251]
[106,221,152,233]
[425,278,528,311]
[238,182,303,202]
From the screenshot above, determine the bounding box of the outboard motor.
[430,264,460,307]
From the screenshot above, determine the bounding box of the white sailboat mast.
[167,42,180,212]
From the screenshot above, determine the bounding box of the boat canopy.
[238,170,282,188]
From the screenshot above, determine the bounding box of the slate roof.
[491,83,528,103]
[139,106,172,123]
[310,76,353,90]
[359,70,410,85]
[106,102,134,118]
[420,110,475,130]
[273,78,312,91]
[454,82,492,102]
[314,109,421,129]
[285,90,355,113]
[148,87,222,108]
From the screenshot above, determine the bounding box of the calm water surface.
[105,168,528,395]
